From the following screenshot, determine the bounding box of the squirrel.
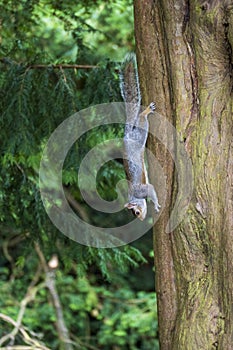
[120,53,160,221]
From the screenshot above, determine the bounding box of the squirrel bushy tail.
[119,53,141,122]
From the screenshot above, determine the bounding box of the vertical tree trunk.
[134,0,233,349]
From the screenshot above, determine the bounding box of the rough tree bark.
[134,0,233,349]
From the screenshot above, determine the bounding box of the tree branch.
[0,58,98,69]
[28,64,98,69]
[0,347,43,350]
[34,243,74,350]
[0,312,49,350]
[0,261,45,347]
[64,188,90,222]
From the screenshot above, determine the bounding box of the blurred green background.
[0,1,159,349]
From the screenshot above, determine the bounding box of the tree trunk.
[134,0,233,349]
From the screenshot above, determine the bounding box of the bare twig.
[0,58,98,69]
[0,313,50,350]
[71,335,101,350]
[0,347,42,350]
[64,188,90,222]
[28,64,98,69]
[2,238,15,272]
[0,258,46,348]
[2,233,30,280]
[34,243,74,350]
[7,233,29,247]
[0,347,43,350]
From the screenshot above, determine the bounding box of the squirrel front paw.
[154,203,161,213]
[149,102,156,112]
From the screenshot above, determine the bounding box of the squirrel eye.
[135,210,140,216]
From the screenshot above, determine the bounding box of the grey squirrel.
[120,53,160,220]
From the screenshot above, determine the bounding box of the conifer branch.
[0,58,98,69]
[28,64,98,69]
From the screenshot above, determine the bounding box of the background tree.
[134,0,233,349]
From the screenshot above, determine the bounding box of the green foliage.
[0,0,158,348]
[0,257,158,350]
[0,0,134,62]
[97,289,159,350]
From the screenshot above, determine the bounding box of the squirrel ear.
[124,202,136,209]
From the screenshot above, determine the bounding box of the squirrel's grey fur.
[120,53,160,220]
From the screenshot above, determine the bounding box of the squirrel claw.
[155,203,161,213]
[149,102,156,112]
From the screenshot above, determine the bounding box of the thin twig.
[0,58,98,69]
[2,238,15,271]
[0,347,42,350]
[0,313,50,350]
[28,64,98,69]
[71,335,101,350]
[0,259,46,348]
[34,243,74,350]
[64,188,90,222]
[7,233,29,247]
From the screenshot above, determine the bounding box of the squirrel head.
[124,201,147,221]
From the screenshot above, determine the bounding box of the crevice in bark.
[182,0,190,33]
[182,0,199,126]
[155,0,179,235]
[222,6,233,86]
[156,0,175,120]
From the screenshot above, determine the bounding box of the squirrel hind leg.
[141,102,156,117]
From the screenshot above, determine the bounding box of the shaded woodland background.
[0,1,159,349]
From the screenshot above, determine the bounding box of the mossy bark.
[134,0,233,349]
